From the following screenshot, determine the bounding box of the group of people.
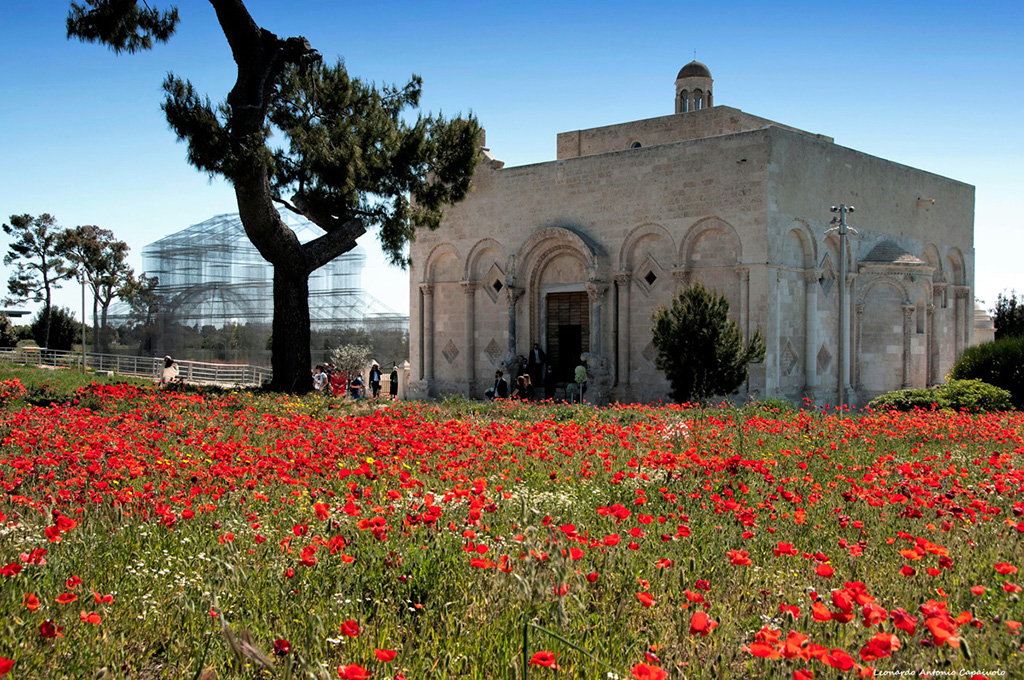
[486,343,588,402]
[312,361,399,399]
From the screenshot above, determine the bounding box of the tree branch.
[302,218,365,273]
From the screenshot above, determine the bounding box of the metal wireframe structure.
[107,207,406,332]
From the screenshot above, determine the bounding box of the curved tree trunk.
[271,265,312,392]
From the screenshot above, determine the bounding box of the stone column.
[614,273,631,385]
[398,360,410,400]
[419,283,434,382]
[461,280,476,395]
[902,304,914,388]
[926,304,935,385]
[504,283,523,364]
[737,267,750,341]
[855,304,865,389]
[953,286,970,358]
[773,269,782,390]
[671,269,690,293]
[586,280,608,357]
[804,270,821,391]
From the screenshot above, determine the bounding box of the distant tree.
[117,273,164,354]
[651,283,766,403]
[0,315,18,348]
[67,1,481,392]
[3,214,73,349]
[330,344,372,380]
[30,306,80,351]
[993,290,1024,340]
[59,225,134,353]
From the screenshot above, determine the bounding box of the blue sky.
[1,1,1022,320]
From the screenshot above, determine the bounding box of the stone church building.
[408,62,976,406]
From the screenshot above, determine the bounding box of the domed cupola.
[675,60,713,113]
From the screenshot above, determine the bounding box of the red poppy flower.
[55,592,78,604]
[374,649,396,662]
[815,563,834,578]
[689,611,718,636]
[970,585,985,596]
[793,669,813,680]
[529,651,559,668]
[822,648,855,671]
[636,592,655,607]
[39,620,62,638]
[995,562,1018,575]
[338,664,370,680]
[728,549,752,566]
[66,575,82,589]
[340,620,360,637]
[79,611,102,624]
[631,662,667,680]
[0,656,12,676]
[23,593,39,611]
[891,608,918,635]
[273,639,291,656]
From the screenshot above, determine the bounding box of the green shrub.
[868,379,1012,412]
[950,337,1024,409]
[868,388,947,412]
[752,396,797,414]
[940,378,1013,411]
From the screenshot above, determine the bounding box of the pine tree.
[59,225,134,353]
[67,0,481,392]
[651,282,766,403]
[2,214,73,349]
[993,290,1024,340]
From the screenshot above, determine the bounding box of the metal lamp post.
[81,272,87,373]
[826,205,857,413]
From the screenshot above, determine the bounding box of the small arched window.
[631,141,642,149]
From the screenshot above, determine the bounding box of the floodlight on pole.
[825,204,857,413]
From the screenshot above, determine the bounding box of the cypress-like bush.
[950,337,1024,409]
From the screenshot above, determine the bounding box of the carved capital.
[855,304,865,316]
[613,272,632,287]
[954,286,971,300]
[460,280,477,295]
[504,286,524,306]
[804,269,823,285]
[419,283,433,297]
[735,266,750,283]
[671,269,690,284]
[586,280,608,304]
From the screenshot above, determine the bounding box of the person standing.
[389,364,399,399]
[313,365,328,393]
[368,361,382,399]
[526,343,546,387]
[329,367,347,397]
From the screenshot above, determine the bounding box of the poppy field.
[1,369,1023,679]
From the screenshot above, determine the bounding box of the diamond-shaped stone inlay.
[442,339,460,365]
[492,278,503,292]
[781,340,799,375]
[484,338,502,364]
[819,277,834,296]
[644,270,658,286]
[817,343,833,375]
[642,341,658,366]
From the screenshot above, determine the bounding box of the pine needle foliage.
[651,282,765,404]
